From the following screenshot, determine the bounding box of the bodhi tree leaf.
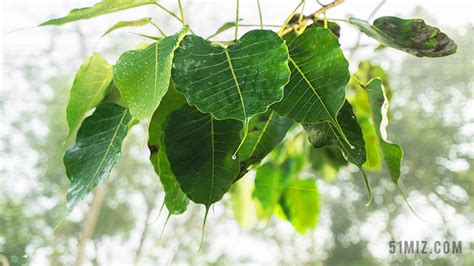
[272,28,351,145]
[230,177,258,228]
[309,146,347,181]
[164,105,242,208]
[102,17,152,37]
[172,30,290,122]
[279,178,320,234]
[304,101,372,203]
[238,110,293,176]
[304,101,366,167]
[40,0,156,26]
[311,20,341,38]
[114,26,189,120]
[348,60,394,170]
[366,78,403,183]
[349,16,457,57]
[66,52,113,139]
[253,161,292,219]
[64,102,132,211]
[148,86,189,215]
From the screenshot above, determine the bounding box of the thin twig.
[155,2,182,24]
[257,0,263,29]
[154,2,195,34]
[281,0,345,35]
[235,0,240,40]
[150,21,166,37]
[349,0,386,59]
[278,0,305,36]
[177,0,186,25]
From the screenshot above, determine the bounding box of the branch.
[75,183,107,266]
[281,0,345,36]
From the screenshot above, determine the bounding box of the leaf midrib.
[82,109,128,193]
[248,112,274,159]
[224,48,247,121]
[207,115,215,207]
[288,57,336,125]
[327,123,361,167]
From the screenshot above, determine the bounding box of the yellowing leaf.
[66,53,113,139]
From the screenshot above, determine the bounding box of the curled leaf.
[349,16,457,57]
[366,78,403,183]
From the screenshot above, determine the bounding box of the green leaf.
[148,95,186,215]
[272,28,350,143]
[40,0,156,26]
[310,20,341,38]
[304,101,372,203]
[253,162,290,219]
[279,178,320,234]
[172,30,290,122]
[230,178,258,228]
[309,146,347,181]
[113,26,189,120]
[207,20,242,39]
[164,105,242,207]
[348,60,393,170]
[66,53,113,139]
[349,16,457,57]
[102,17,152,37]
[238,110,293,173]
[148,86,189,215]
[64,102,132,211]
[366,78,403,183]
[303,101,366,167]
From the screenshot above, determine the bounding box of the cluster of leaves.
[40,0,456,233]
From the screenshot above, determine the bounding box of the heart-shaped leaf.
[148,86,189,215]
[40,0,156,26]
[64,102,132,211]
[66,52,113,139]
[164,105,242,208]
[272,28,350,144]
[238,110,293,176]
[366,78,403,183]
[114,26,189,120]
[172,30,290,122]
[349,16,457,57]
